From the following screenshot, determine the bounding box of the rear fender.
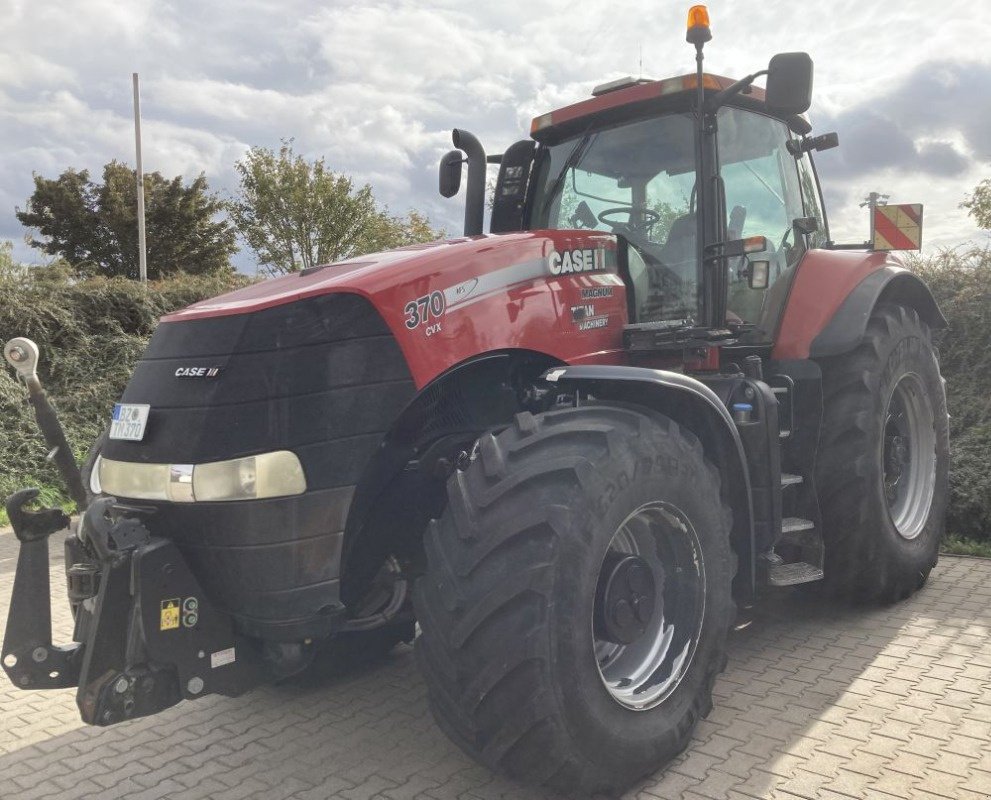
[543,365,757,601]
[774,249,946,360]
[809,267,947,358]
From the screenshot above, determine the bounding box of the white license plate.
[109,403,150,441]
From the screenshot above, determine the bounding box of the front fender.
[543,365,757,600]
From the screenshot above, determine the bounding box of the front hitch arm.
[1,488,81,689]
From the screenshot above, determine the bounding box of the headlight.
[89,454,103,495]
[193,452,306,502]
[97,451,307,503]
[98,458,171,501]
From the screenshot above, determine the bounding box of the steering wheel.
[597,206,661,232]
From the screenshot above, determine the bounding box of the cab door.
[717,107,810,341]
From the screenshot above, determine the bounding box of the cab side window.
[795,151,828,249]
[717,108,806,339]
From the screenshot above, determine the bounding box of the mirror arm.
[705,69,768,113]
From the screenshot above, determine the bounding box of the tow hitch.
[2,337,264,725]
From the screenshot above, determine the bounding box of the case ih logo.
[174,366,222,378]
[548,247,607,275]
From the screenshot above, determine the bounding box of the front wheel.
[413,405,735,794]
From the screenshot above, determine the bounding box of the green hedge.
[909,247,991,541]
[1,249,989,542]
[0,261,250,507]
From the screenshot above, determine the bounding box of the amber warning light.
[686,5,712,44]
[687,5,709,27]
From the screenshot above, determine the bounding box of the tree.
[16,162,237,279]
[961,179,991,230]
[229,141,441,275]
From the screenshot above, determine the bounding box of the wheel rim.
[592,502,706,710]
[883,372,937,540]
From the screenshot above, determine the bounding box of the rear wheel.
[816,304,949,603]
[413,404,735,794]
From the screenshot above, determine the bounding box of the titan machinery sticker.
[570,303,609,331]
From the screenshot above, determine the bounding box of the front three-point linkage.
[1,488,80,690]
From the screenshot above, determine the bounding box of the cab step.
[781,516,814,534]
[767,561,825,587]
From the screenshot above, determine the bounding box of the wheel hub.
[882,373,937,540]
[592,502,706,711]
[595,553,660,645]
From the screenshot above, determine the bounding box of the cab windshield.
[529,113,699,323]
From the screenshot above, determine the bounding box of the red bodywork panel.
[165,236,901,387]
[773,248,904,360]
[164,232,631,389]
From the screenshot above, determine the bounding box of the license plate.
[109,403,150,441]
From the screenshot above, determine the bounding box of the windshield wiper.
[540,128,597,219]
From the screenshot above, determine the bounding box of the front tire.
[816,304,950,603]
[413,405,735,794]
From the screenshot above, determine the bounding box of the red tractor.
[3,7,947,794]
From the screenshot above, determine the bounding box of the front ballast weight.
[2,492,264,724]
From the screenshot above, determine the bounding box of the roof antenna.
[638,42,642,79]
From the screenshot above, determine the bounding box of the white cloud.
[1,0,990,262]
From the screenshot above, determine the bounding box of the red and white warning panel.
[872,203,923,251]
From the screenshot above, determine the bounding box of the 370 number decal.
[404,290,446,331]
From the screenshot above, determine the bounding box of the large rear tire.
[413,404,735,794]
[816,304,949,604]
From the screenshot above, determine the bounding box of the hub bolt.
[31,647,48,663]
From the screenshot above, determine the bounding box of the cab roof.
[530,72,811,142]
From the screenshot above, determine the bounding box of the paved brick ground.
[1,527,989,800]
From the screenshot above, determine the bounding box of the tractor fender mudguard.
[809,266,947,359]
[543,365,757,599]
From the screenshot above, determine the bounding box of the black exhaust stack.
[453,129,486,236]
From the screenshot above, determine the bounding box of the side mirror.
[765,52,813,115]
[438,150,464,198]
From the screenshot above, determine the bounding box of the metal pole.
[132,72,148,284]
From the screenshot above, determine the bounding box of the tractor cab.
[444,10,840,351]
[525,76,828,345]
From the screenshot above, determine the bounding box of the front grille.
[99,292,416,639]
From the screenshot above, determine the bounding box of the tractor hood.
[164,230,624,388]
[166,232,615,323]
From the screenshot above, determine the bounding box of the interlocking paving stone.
[1,528,989,799]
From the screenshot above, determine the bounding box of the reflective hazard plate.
[109,403,150,441]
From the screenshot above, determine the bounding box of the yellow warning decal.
[160,598,181,631]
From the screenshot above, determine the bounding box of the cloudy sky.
[2,0,990,269]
